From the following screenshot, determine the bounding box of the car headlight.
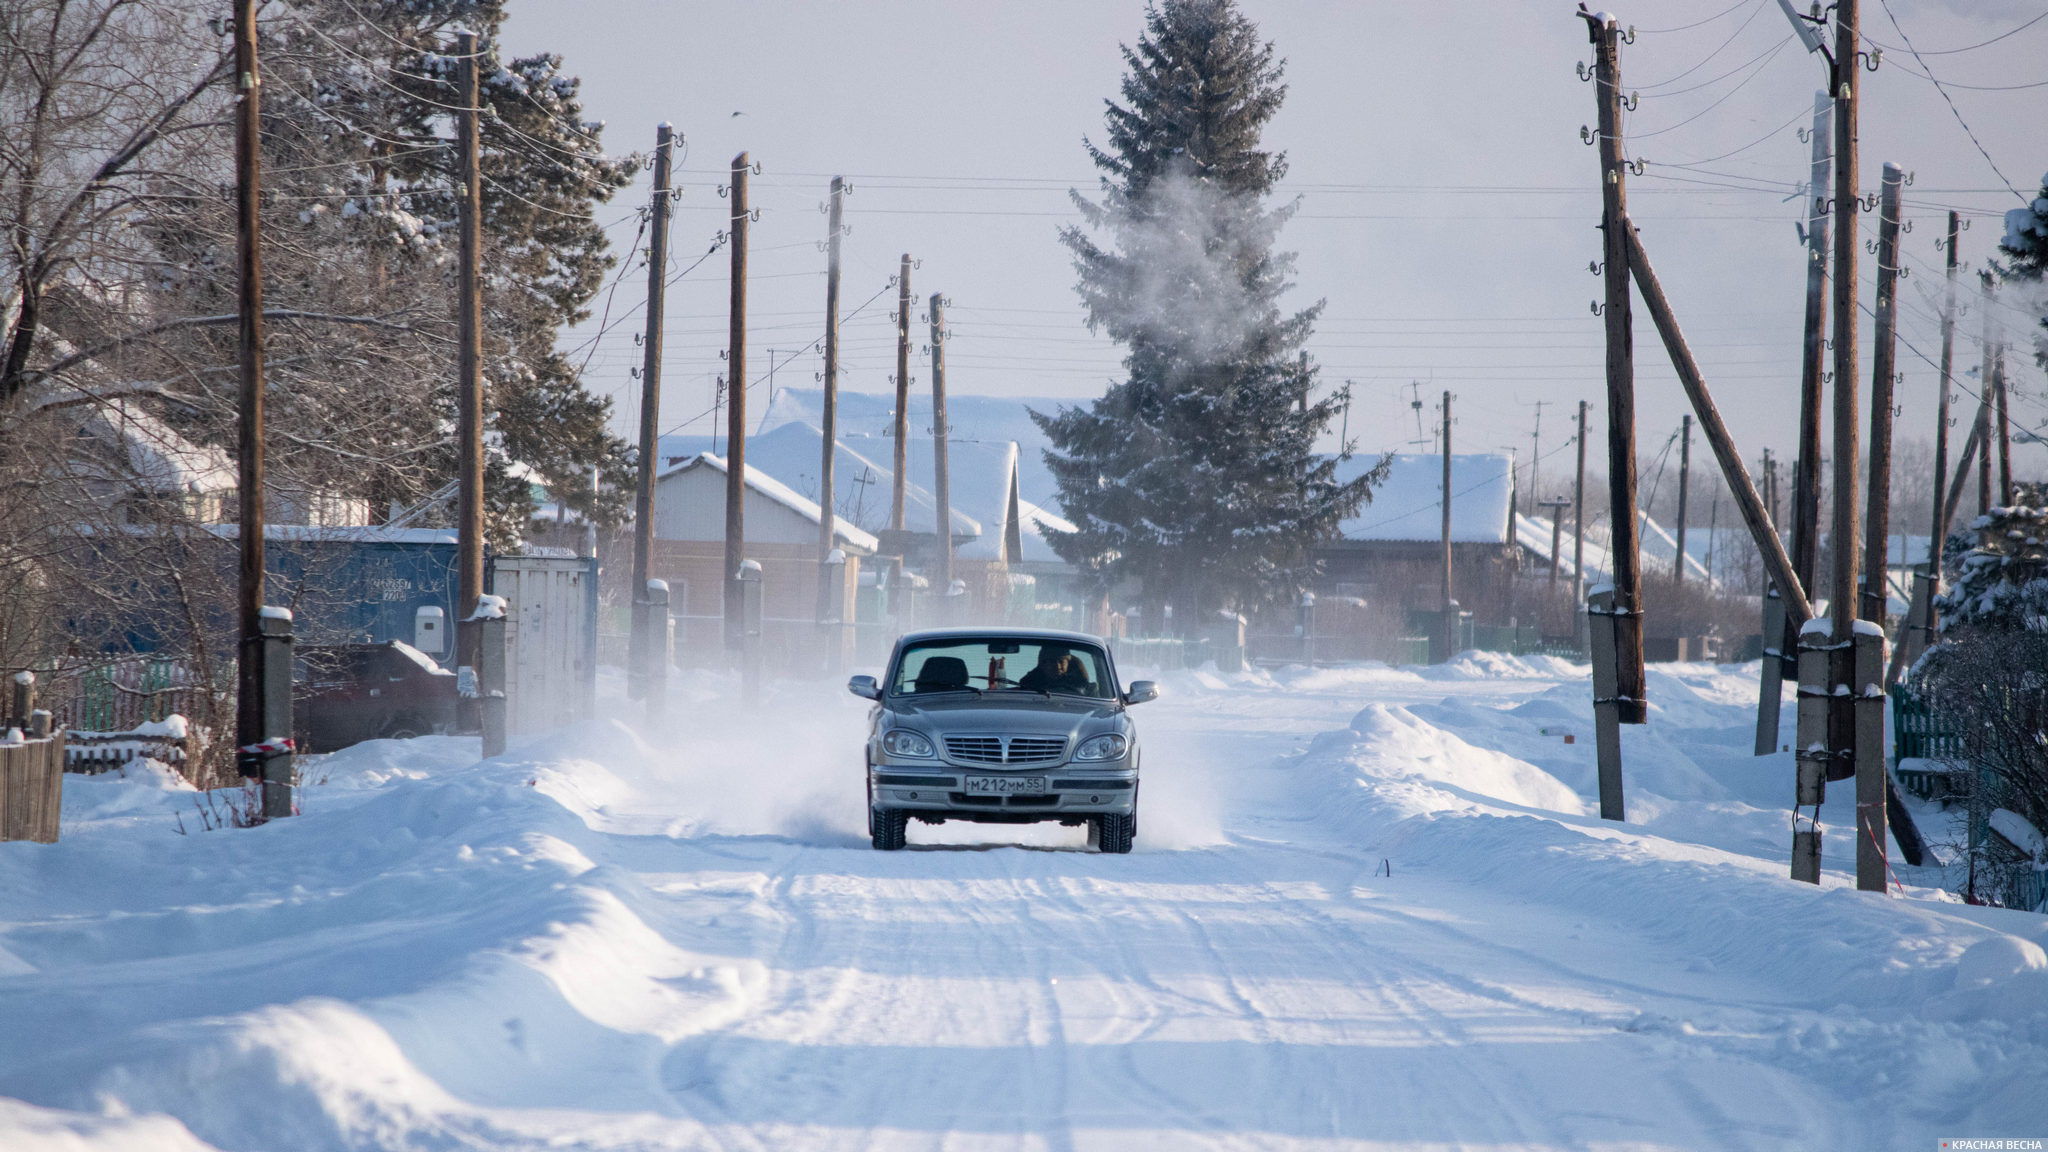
[1074,733,1127,761]
[882,730,934,758]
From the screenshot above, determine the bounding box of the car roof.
[893,626,1108,648]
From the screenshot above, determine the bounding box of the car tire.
[871,808,909,851]
[380,716,424,740]
[1091,811,1136,854]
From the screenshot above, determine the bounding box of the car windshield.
[891,638,1113,698]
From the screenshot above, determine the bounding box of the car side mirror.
[1123,680,1158,705]
[848,675,881,700]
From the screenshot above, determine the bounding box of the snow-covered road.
[3,657,2045,1149]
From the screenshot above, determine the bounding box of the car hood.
[886,694,1120,738]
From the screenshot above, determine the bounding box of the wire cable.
[1875,0,2032,204]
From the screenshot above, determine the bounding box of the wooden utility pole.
[1792,91,1832,605]
[1673,414,1692,582]
[816,177,845,624]
[234,0,266,711]
[629,124,674,701]
[454,29,487,729]
[1542,497,1573,588]
[1863,162,1902,624]
[1977,272,1994,519]
[930,292,952,593]
[1923,213,1960,626]
[890,255,912,533]
[232,0,292,817]
[1585,9,1646,723]
[724,152,749,651]
[1573,400,1589,606]
[1994,346,2012,507]
[1828,0,1863,639]
[1440,390,1455,662]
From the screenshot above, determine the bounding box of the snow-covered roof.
[757,388,1071,518]
[1516,509,1713,589]
[1330,453,1515,544]
[658,423,980,539]
[205,524,459,545]
[78,400,235,494]
[1016,498,1079,565]
[659,452,880,552]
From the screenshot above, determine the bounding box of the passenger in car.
[1018,645,1090,695]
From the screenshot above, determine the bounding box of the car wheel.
[1091,811,1136,854]
[871,808,909,851]
[380,716,424,740]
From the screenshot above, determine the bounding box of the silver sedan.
[849,628,1158,853]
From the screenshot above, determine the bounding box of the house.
[1315,452,1525,623]
[64,400,236,525]
[655,421,1079,625]
[647,449,877,665]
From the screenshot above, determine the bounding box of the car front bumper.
[870,764,1137,816]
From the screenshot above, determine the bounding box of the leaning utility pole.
[1673,414,1692,582]
[1585,8,1646,730]
[1440,390,1455,662]
[454,28,487,729]
[724,152,750,651]
[890,255,912,534]
[930,292,953,594]
[816,177,846,625]
[1863,162,1902,625]
[629,124,674,703]
[233,0,291,818]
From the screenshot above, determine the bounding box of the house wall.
[1313,542,1523,625]
[653,466,826,547]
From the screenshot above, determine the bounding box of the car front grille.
[944,736,1005,763]
[1006,737,1068,763]
[943,735,1068,764]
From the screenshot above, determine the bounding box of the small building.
[649,450,877,664]
[655,422,1079,627]
[1315,452,1523,623]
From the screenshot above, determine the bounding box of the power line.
[1862,7,2048,56]
[1875,0,2032,204]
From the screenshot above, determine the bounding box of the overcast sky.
[502,0,2046,501]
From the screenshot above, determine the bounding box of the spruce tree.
[2001,172,2048,369]
[1035,0,1380,624]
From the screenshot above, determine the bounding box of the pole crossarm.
[1622,221,1814,626]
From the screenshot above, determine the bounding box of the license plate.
[965,776,1047,795]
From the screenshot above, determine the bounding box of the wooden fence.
[0,719,63,844]
[32,656,213,732]
[6,657,217,784]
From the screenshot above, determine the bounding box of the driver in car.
[1018,643,1090,695]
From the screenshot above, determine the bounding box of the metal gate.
[488,553,599,735]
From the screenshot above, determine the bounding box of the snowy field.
[2,655,2046,1150]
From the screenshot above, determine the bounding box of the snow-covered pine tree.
[1919,482,2048,901]
[1034,0,1381,625]
[274,0,639,538]
[2001,172,2048,368]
